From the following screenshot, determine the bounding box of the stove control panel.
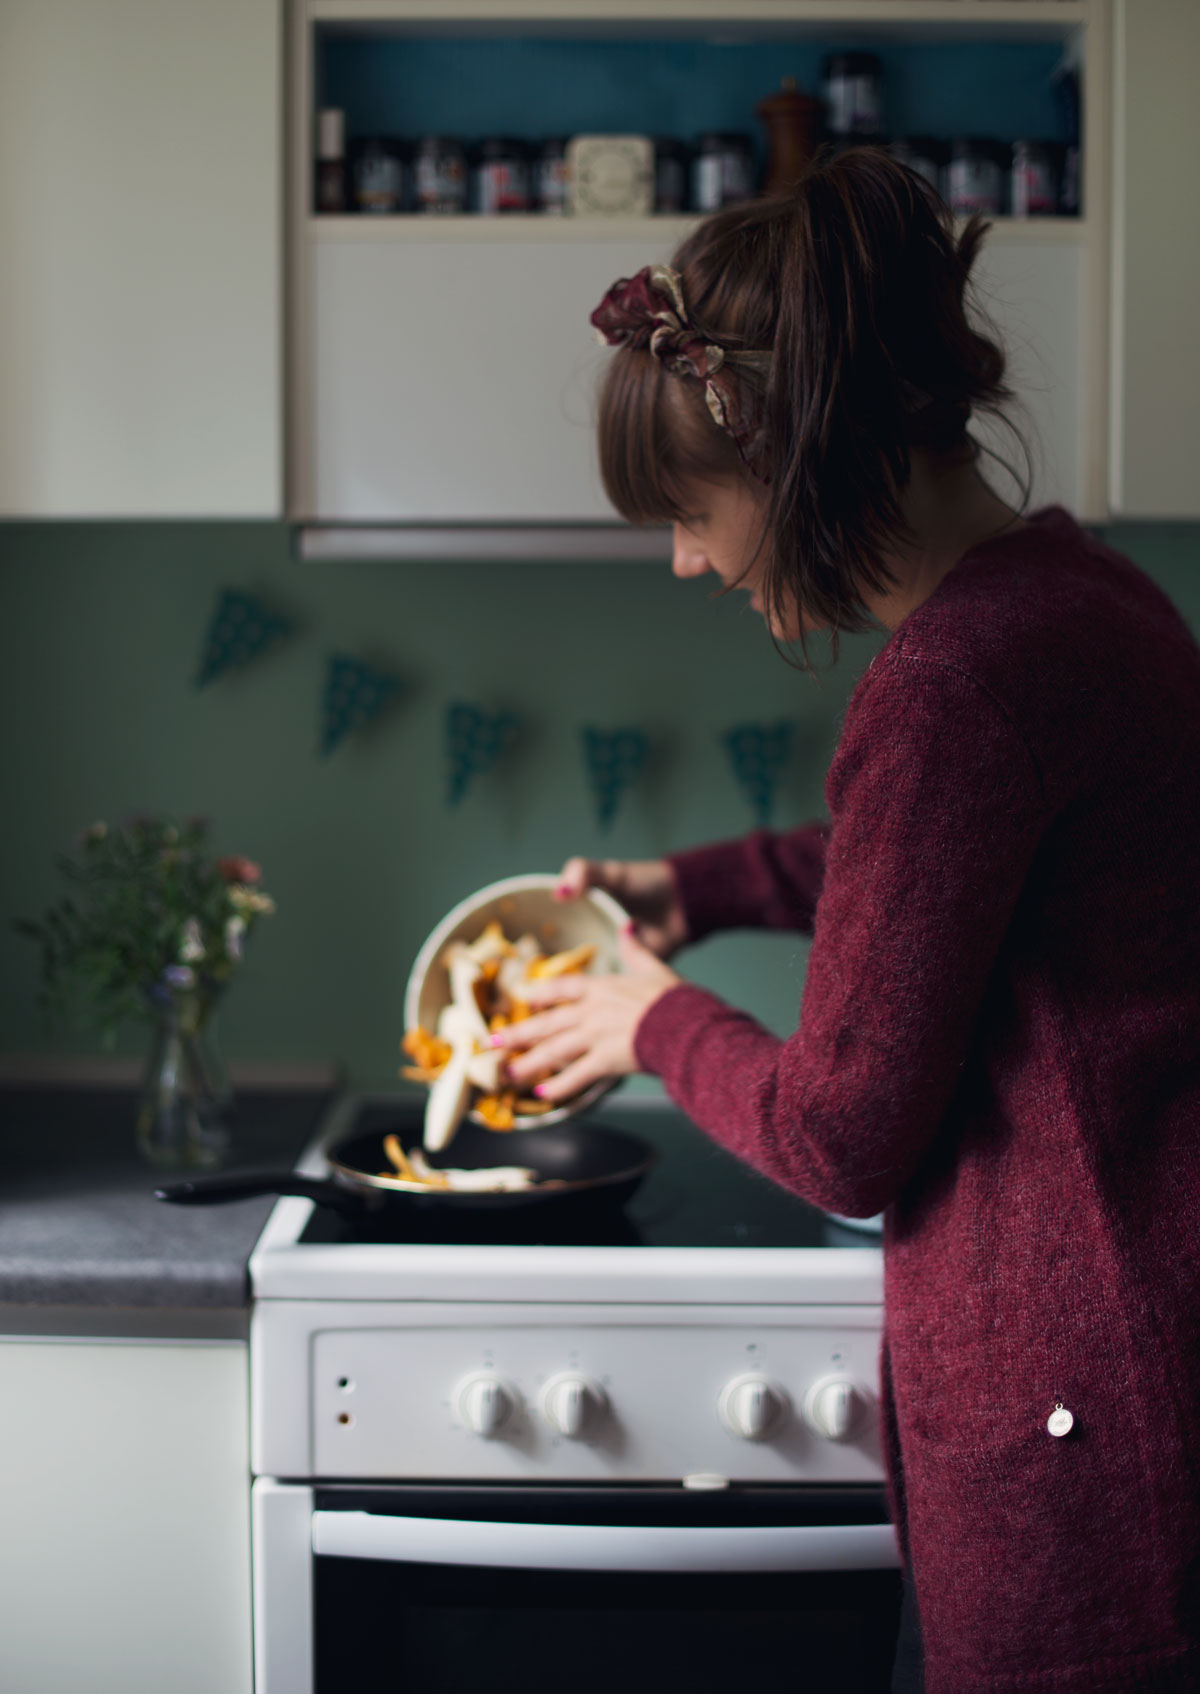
[302,1306,886,1483]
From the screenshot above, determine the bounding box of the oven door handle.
[312,1510,900,1573]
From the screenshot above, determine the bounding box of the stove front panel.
[254,1300,886,1484]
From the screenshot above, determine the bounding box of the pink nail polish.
[532,1084,547,1098]
[489,1033,505,1048]
[555,884,570,900]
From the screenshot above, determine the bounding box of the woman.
[490,149,1200,1691]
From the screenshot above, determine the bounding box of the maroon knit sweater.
[635,508,1200,1692]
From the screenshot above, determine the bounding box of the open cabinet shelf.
[288,0,1109,537]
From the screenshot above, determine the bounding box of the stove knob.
[801,1374,868,1442]
[452,1371,516,1438]
[540,1372,605,1439]
[717,1373,788,1441]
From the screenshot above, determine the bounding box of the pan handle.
[154,1172,361,1214]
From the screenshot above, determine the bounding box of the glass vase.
[136,999,233,1170]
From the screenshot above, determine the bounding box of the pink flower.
[218,855,262,885]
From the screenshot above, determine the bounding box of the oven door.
[253,1479,902,1694]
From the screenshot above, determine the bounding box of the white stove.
[248,1091,899,1694]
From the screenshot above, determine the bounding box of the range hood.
[294,523,674,562]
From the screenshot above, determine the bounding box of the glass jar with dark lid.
[414,136,467,214]
[472,137,532,214]
[535,137,568,215]
[653,137,689,213]
[1011,139,1059,217]
[351,137,407,214]
[822,52,884,139]
[947,138,1008,216]
[889,136,949,197]
[691,133,754,211]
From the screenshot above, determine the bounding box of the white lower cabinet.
[0,1339,252,1694]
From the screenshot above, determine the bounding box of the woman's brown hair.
[595,145,1024,666]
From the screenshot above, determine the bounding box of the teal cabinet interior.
[316,33,1076,192]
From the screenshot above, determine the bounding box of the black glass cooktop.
[298,1096,882,1251]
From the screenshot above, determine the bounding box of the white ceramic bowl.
[403,873,630,1129]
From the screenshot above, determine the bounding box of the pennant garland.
[319,654,402,757]
[580,727,648,829]
[446,702,520,805]
[722,720,794,825]
[194,589,293,688]
[190,599,808,823]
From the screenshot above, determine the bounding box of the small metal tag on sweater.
[1047,1403,1075,1437]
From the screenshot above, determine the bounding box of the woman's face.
[671,477,805,640]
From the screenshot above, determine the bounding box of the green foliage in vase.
[14,814,276,1049]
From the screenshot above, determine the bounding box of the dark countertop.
[0,1085,334,1331]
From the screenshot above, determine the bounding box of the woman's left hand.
[490,925,681,1104]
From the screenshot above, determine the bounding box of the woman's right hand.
[554,857,689,961]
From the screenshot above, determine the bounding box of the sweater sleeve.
[666,825,831,942]
[635,652,1048,1217]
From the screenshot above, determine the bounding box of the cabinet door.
[0,0,280,517]
[0,1339,252,1694]
[1110,0,1200,516]
[970,234,1091,519]
[303,230,662,524]
[302,225,1092,526]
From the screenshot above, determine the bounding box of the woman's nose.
[672,525,712,579]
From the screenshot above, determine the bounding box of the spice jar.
[314,109,348,214]
[473,138,532,214]
[535,138,569,215]
[691,133,754,211]
[352,138,406,214]
[653,138,688,214]
[1011,140,1058,217]
[889,136,948,198]
[947,138,1006,216]
[822,52,884,140]
[414,136,467,214]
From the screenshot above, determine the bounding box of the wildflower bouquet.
[16,814,275,1048]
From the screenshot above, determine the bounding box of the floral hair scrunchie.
[590,262,772,481]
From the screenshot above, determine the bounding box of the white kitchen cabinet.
[0,1338,252,1694]
[1108,0,1200,517]
[302,219,1097,529]
[305,221,684,524]
[290,1,1113,539]
[0,0,281,518]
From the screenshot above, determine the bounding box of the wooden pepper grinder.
[756,76,820,194]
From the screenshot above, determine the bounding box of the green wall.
[1,518,1196,1091]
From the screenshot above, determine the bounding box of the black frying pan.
[155,1118,656,1214]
